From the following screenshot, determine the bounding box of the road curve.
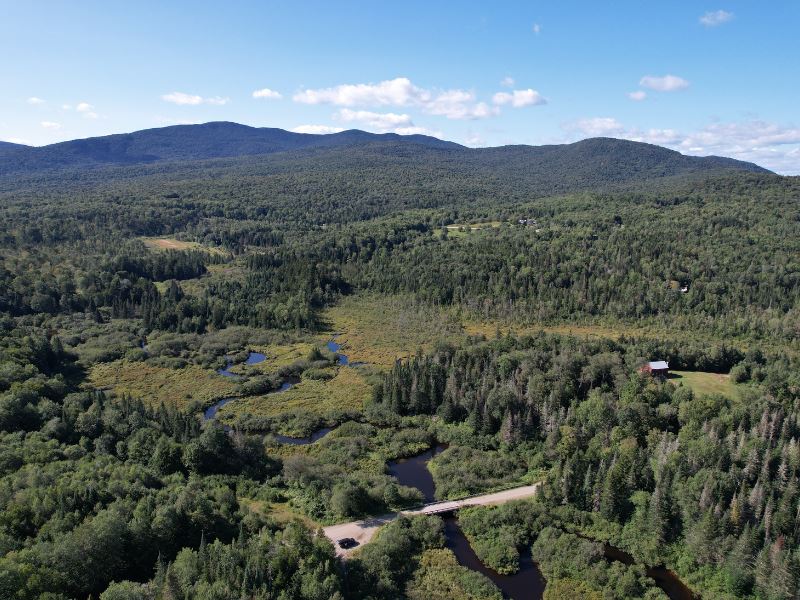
[323,483,541,557]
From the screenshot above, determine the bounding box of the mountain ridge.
[0,121,771,178]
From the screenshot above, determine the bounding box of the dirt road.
[323,483,541,557]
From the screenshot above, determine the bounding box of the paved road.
[323,483,541,557]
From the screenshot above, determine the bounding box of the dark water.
[204,368,298,424]
[326,336,349,365]
[444,516,546,600]
[245,352,266,365]
[273,427,333,445]
[388,445,545,599]
[203,397,237,420]
[217,351,266,377]
[603,544,694,600]
[387,444,446,502]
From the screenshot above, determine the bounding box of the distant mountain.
[471,137,771,183]
[0,122,462,175]
[0,140,29,158]
[0,122,770,182]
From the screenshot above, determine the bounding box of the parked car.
[337,537,358,549]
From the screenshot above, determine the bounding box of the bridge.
[322,483,541,556]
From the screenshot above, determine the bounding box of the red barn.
[640,360,669,377]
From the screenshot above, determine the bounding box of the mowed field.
[669,370,740,399]
[141,236,227,256]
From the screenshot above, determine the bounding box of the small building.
[640,360,669,377]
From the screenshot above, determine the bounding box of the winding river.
[387,446,547,600]
[272,427,334,445]
[386,447,693,600]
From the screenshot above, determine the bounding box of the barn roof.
[648,360,669,370]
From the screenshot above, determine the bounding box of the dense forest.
[0,127,798,599]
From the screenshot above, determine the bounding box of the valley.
[0,123,797,600]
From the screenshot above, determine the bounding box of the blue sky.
[2,1,798,173]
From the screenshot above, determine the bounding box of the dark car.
[337,537,358,549]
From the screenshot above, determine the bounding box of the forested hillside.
[0,126,798,599]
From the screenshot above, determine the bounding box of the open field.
[323,294,464,367]
[669,370,740,399]
[88,360,238,409]
[239,498,321,530]
[140,236,227,256]
[444,221,503,237]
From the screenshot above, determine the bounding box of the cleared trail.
[323,483,541,557]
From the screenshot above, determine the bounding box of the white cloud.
[293,77,499,120]
[252,88,282,100]
[292,124,345,134]
[336,109,413,130]
[293,77,426,107]
[1,137,31,145]
[27,97,45,105]
[162,92,229,106]
[40,121,61,130]
[562,117,800,174]
[639,74,690,92]
[425,91,498,119]
[532,23,541,34]
[464,133,484,147]
[500,77,515,88]
[61,104,72,110]
[162,92,203,105]
[564,117,624,136]
[628,90,647,101]
[76,102,99,119]
[334,109,442,137]
[393,126,441,136]
[700,10,733,27]
[492,89,547,108]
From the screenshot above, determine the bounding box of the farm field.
[669,370,740,399]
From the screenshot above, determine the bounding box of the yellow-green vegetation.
[239,497,321,530]
[141,237,197,250]
[219,366,372,419]
[670,370,740,399]
[140,236,226,256]
[407,549,503,600]
[324,293,464,367]
[228,342,315,376]
[444,221,503,237]
[178,262,248,297]
[88,360,238,408]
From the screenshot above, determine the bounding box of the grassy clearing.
[227,342,316,376]
[239,498,321,530]
[669,370,740,399]
[324,293,650,369]
[219,366,372,419]
[444,221,503,237]
[88,360,238,409]
[141,236,226,256]
[323,294,464,367]
[178,262,248,297]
